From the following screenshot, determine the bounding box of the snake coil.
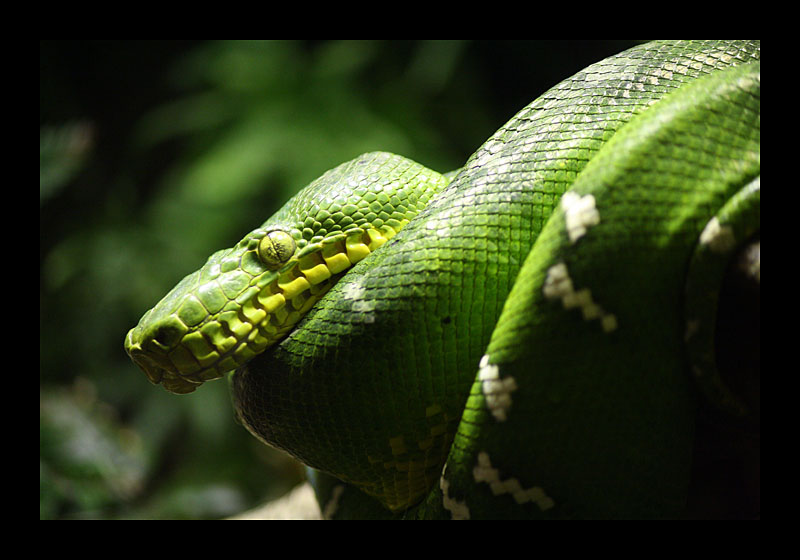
[127,40,760,519]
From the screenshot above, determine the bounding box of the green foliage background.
[40,40,639,519]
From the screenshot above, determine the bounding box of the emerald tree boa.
[126,40,760,519]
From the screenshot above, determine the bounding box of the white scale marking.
[561,192,600,243]
[478,354,517,422]
[699,216,736,253]
[440,463,470,520]
[543,263,618,333]
[473,452,555,511]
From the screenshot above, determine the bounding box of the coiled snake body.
[126,40,760,519]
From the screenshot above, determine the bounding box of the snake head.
[123,245,289,394]
[125,152,449,394]
[123,221,351,395]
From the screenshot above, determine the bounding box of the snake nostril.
[147,319,187,350]
[153,328,170,347]
[154,328,175,348]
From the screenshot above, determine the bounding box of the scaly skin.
[127,41,760,519]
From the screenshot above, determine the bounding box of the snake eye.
[258,230,296,269]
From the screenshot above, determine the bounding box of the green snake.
[125,40,760,519]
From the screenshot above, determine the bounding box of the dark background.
[40,40,641,519]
